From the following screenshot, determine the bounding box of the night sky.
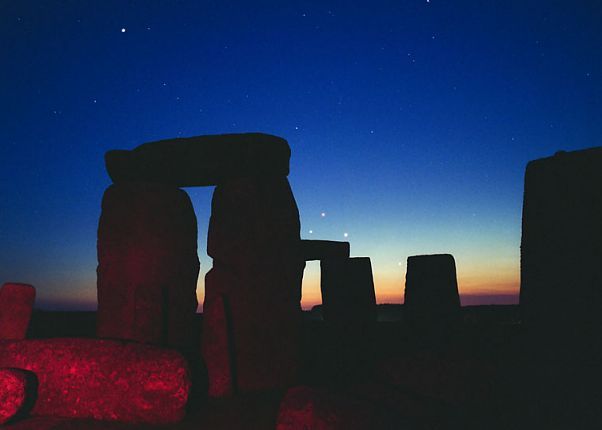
[1,1,601,310]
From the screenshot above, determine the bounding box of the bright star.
[320,212,326,217]
[343,232,348,238]
[121,28,126,33]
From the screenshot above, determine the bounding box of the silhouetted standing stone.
[320,257,377,325]
[97,182,199,347]
[300,240,350,261]
[202,176,305,395]
[0,283,35,340]
[404,254,460,333]
[105,133,291,187]
[521,148,602,343]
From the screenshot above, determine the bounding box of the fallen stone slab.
[0,283,36,340]
[0,368,37,425]
[300,240,350,261]
[97,182,199,348]
[105,133,291,187]
[319,257,377,325]
[0,338,191,425]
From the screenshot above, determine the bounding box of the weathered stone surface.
[202,176,305,395]
[0,368,36,425]
[0,283,35,340]
[319,257,376,325]
[0,338,191,424]
[105,133,291,187]
[97,182,199,347]
[300,240,350,261]
[520,148,602,343]
[276,386,374,430]
[403,254,460,332]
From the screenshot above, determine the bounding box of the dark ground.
[9,305,600,429]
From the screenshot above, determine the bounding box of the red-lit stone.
[0,368,35,425]
[202,177,305,395]
[0,338,191,424]
[0,283,36,340]
[276,386,375,430]
[97,182,199,348]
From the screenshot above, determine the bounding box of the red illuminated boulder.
[97,182,199,347]
[105,133,291,187]
[0,338,191,424]
[202,176,305,395]
[0,368,36,425]
[0,283,36,340]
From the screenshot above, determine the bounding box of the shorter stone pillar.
[403,254,460,334]
[0,283,36,340]
[320,257,377,325]
[97,182,199,347]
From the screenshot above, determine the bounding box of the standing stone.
[0,283,36,340]
[320,257,377,325]
[520,148,602,343]
[97,182,199,348]
[404,254,460,333]
[202,176,305,395]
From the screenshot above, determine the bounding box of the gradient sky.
[1,1,601,310]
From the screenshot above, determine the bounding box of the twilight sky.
[1,1,601,310]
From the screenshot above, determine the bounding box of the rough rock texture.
[319,257,376,325]
[97,182,199,347]
[403,254,460,333]
[105,133,291,187]
[520,148,602,344]
[202,176,305,395]
[0,368,36,425]
[276,386,374,430]
[0,283,36,340]
[300,240,350,261]
[0,338,191,424]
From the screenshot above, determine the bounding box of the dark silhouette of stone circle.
[319,257,377,325]
[97,182,199,348]
[105,133,290,187]
[403,254,460,334]
[300,240,350,261]
[520,147,602,345]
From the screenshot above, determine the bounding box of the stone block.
[520,148,602,343]
[319,257,377,325]
[105,133,290,187]
[0,283,35,340]
[97,182,199,347]
[0,338,191,424]
[300,240,350,261]
[0,368,37,425]
[403,254,460,332]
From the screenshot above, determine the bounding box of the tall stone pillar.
[0,283,36,340]
[202,176,305,396]
[97,182,199,347]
